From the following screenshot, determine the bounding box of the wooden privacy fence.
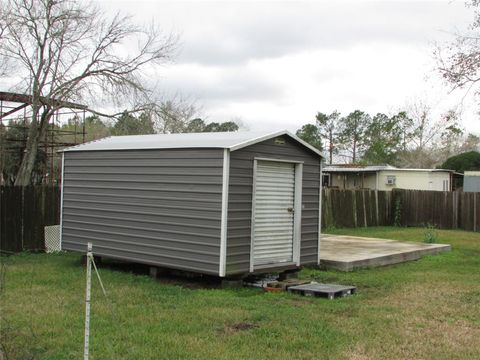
[393,189,480,232]
[322,188,480,231]
[0,186,60,253]
[1,186,479,254]
[322,189,393,228]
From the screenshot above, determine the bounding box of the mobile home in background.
[323,165,461,192]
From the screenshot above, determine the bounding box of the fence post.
[362,191,367,227]
[84,242,93,360]
[322,189,328,229]
[21,186,25,250]
[474,193,477,232]
[352,190,357,227]
[453,191,457,229]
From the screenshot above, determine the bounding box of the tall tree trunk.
[329,132,333,165]
[14,108,51,185]
[352,138,357,164]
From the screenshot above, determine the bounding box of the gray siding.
[62,148,224,275]
[226,136,321,275]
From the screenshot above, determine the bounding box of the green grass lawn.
[1,227,480,359]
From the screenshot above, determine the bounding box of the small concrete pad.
[320,235,451,271]
[288,283,356,299]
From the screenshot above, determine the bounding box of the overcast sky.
[78,1,480,133]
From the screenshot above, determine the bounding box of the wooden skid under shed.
[288,283,356,299]
[266,279,311,290]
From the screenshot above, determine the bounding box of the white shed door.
[253,160,295,267]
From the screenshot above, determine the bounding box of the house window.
[386,175,396,185]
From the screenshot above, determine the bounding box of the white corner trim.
[59,153,65,250]
[294,163,303,266]
[219,148,230,277]
[317,160,323,265]
[249,159,258,273]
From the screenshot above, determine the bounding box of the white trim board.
[249,159,258,273]
[219,148,230,277]
[317,160,323,265]
[293,162,303,266]
[59,152,65,250]
[254,157,304,164]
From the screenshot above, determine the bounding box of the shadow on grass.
[94,257,225,289]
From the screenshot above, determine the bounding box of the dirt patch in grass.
[402,318,480,353]
[344,318,480,360]
[352,281,480,359]
[223,322,258,334]
[343,344,370,360]
[461,290,480,305]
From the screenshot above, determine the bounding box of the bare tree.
[405,101,439,151]
[459,132,480,152]
[150,96,200,134]
[436,1,480,99]
[0,0,178,185]
[0,4,11,77]
[396,101,464,168]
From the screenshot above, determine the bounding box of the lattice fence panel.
[44,225,61,252]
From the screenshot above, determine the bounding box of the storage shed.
[60,130,323,277]
[463,171,480,192]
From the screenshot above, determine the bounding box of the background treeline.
[296,104,480,169]
[0,106,239,185]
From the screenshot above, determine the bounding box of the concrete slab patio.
[320,235,451,271]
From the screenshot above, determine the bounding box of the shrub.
[423,224,438,243]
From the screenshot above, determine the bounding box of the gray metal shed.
[464,171,480,192]
[60,130,323,277]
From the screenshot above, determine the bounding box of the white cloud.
[159,42,449,132]
[103,1,472,65]
[5,0,477,133]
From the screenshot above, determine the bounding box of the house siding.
[226,136,321,275]
[330,172,377,189]
[61,148,224,275]
[377,171,450,191]
[328,171,451,192]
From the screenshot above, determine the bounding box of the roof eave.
[59,130,325,157]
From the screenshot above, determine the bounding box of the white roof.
[325,165,396,172]
[324,165,455,173]
[61,130,323,157]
